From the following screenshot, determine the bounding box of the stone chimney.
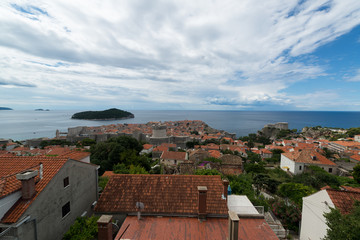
[223,180,229,200]
[228,211,239,240]
[198,186,207,220]
[16,170,38,199]
[97,215,113,240]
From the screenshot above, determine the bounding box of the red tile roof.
[142,144,153,150]
[115,216,278,240]
[282,150,336,166]
[95,175,228,216]
[160,151,186,161]
[102,171,116,178]
[327,189,360,214]
[350,154,360,162]
[0,156,68,223]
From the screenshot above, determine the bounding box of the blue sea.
[1,110,360,141]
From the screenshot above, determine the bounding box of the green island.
[0,107,13,110]
[71,108,134,120]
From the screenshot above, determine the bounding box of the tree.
[63,216,99,240]
[277,182,315,205]
[323,201,360,240]
[353,164,360,184]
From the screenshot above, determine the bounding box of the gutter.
[0,215,32,238]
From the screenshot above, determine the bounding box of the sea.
[1,110,360,141]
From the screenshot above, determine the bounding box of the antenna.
[136,202,144,220]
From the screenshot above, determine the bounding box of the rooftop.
[115,216,278,240]
[282,150,336,166]
[0,156,69,223]
[326,189,360,214]
[95,174,228,216]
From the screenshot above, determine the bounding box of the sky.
[1,0,360,111]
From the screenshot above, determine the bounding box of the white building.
[300,188,360,240]
[280,149,336,175]
[355,135,360,143]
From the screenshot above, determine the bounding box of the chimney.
[223,180,229,200]
[97,215,113,240]
[228,211,239,240]
[198,186,207,220]
[16,170,38,199]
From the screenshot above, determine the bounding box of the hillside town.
[1,121,360,240]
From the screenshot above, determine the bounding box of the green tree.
[323,201,360,240]
[129,165,148,174]
[353,164,360,184]
[63,216,99,240]
[277,182,315,205]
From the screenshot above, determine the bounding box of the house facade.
[280,150,336,175]
[0,156,99,240]
[300,188,360,240]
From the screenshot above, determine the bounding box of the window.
[62,202,70,218]
[299,165,302,170]
[63,177,69,188]
[329,168,332,173]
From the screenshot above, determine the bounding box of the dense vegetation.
[90,136,152,175]
[71,108,134,120]
[63,216,99,240]
[323,201,360,240]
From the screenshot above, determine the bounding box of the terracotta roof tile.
[115,216,278,240]
[0,156,68,223]
[282,150,336,166]
[327,189,360,214]
[95,175,228,215]
[160,151,186,161]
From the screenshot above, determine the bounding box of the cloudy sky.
[1,0,360,111]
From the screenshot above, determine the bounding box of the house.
[218,154,243,175]
[160,151,188,166]
[94,174,228,218]
[355,135,360,143]
[0,156,99,240]
[300,188,360,240]
[188,149,211,163]
[280,150,336,175]
[95,174,278,240]
[327,141,360,153]
[140,144,153,155]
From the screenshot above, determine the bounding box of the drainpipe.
[96,166,100,200]
[25,217,38,240]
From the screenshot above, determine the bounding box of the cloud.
[0,0,360,109]
[346,69,360,82]
[0,77,36,88]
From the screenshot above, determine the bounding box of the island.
[35,109,50,111]
[71,108,134,120]
[0,107,13,110]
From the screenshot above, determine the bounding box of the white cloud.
[0,0,360,109]
[347,69,360,82]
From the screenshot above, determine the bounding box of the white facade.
[300,190,334,240]
[280,155,304,175]
[355,135,360,143]
[280,155,336,175]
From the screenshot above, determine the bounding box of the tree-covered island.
[71,108,134,120]
[0,107,13,110]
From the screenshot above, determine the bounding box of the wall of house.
[300,190,334,240]
[16,160,98,240]
[280,155,296,174]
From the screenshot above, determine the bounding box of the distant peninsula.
[71,108,134,120]
[35,109,50,111]
[0,107,13,110]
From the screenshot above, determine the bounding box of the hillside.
[71,108,134,120]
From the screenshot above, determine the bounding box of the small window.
[299,165,302,170]
[62,202,70,218]
[329,168,332,173]
[63,177,69,188]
